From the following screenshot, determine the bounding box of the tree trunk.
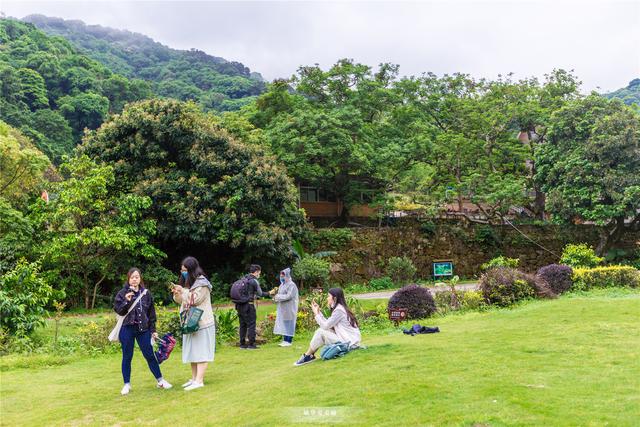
[91,274,107,309]
[595,216,626,256]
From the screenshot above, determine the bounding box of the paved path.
[352,283,478,300]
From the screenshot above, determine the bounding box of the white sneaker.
[279,341,292,347]
[184,381,204,391]
[182,380,194,388]
[157,379,172,389]
[121,383,131,395]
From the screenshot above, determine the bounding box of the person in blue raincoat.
[270,268,299,347]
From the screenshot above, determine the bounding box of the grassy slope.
[1,291,639,426]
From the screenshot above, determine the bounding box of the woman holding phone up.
[171,256,215,391]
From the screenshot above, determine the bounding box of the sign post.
[432,260,454,281]
[388,308,408,326]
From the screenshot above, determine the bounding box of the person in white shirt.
[294,287,361,366]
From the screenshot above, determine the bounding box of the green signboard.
[433,260,454,278]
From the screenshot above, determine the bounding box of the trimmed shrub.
[572,266,640,291]
[481,256,520,271]
[388,284,436,319]
[386,256,417,285]
[536,264,573,295]
[293,256,330,289]
[459,290,487,311]
[560,243,603,268]
[368,276,395,291]
[479,267,555,307]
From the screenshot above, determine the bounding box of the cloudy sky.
[2,0,639,92]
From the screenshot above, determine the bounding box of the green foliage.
[215,309,239,344]
[0,121,51,206]
[474,225,501,247]
[0,259,53,336]
[77,319,119,354]
[536,95,640,253]
[367,276,395,291]
[81,99,305,267]
[302,228,354,252]
[572,266,640,291]
[385,256,417,285]
[38,155,166,308]
[292,256,330,289]
[0,18,152,162]
[481,255,520,271]
[155,308,182,341]
[605,78,640,107]
[560,243,604,268]
[24,15,264,112]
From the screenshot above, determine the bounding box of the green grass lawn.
[1,290,639,426]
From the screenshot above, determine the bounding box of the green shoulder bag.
[180,293,203,334]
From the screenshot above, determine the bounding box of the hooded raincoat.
[273,268,299,337]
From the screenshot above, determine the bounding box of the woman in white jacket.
[294,287,361,366]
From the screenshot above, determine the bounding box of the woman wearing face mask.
[294,287,361,366]
[269,268,299,347]
[171,256,215,391]
[113,267,172,395]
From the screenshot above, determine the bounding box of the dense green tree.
[16,67,49,110]
[38,155,166,308]
[58,93,109,138]
[80,99,305,266]
[536,95,640,254]
[0,121,51,206]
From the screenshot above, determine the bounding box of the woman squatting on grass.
[114,268,172,395]
[294,287,361,366]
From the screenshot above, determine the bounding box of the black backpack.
[230,275,253,304]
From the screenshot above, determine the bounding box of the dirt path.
[352,283,478,300]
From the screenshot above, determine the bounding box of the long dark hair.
[126,267,145,289]
[329,287,358,328]
[179,256,205,288]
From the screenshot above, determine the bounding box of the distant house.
[297,183,379,218]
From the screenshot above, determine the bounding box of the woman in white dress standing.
[171,256,215,391]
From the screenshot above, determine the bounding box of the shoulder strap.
[126,289,147,315]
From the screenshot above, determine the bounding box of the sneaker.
[294,354,316,366]
[239,344,248,349]
[184,381,204,391]
[245,344,259,350]
[157,378,173,389]
[120,383,131,395]
[279,341,292,347]
[182,380,194,388]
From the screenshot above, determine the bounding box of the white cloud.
[2,0,638,92]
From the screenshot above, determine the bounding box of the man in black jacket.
[237,264,271,349]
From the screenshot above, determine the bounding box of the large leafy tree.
[80,99,305,266]
[38,155,166,308]
[253,60,417,217]
[536,95,640,254]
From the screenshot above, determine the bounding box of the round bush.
[386,256,417,285]
[536,264,573,295]
[479,267,555,307]
[387,284,436,319]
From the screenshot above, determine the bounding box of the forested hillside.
[23,14,265,112]
[0,18,152,162]
[605,78,640,107]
